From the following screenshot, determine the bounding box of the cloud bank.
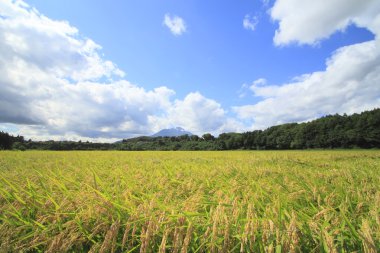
[234,0,380,129]
[0,1,236,141]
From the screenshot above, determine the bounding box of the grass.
[0,150,379,252]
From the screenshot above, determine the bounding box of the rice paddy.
[0,150,379,252]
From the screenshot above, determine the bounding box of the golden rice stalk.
[46,233,65,253]
[99,220,120,253]
[60,231,83,252]
[287,212,299,253]
[139,226,147,253]
[173,217,186,253]
[88,243,100,253]
[323,230,337,253]
[129,224,137,248]
[121,222,131,250]
[158,227,169,253]
[222,216,231,252]
[140,217,156,253]
[181,223,193,253]
[359,219,377,253]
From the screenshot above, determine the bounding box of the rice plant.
[0,150,379,252]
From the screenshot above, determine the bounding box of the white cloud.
[0,1,124,81]
[149,92,244,136]
[232,0,380,129]
[0,0,238,141]
[168,92,225,135]
[243,15,259,31]
[270,0,380,46]
[234,23,380,129]
[250,78,266,87]
[163,13,187,36]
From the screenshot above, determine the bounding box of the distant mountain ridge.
[151,127,193,137]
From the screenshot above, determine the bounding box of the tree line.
[1,108,379,151]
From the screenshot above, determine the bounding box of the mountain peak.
[152,127,193,137]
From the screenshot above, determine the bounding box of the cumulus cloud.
[0,0,230,141]
[0,2,124,81]
[168,92,226,133]
[235,42,380,128]
[243,15,259,31]
[0,0,164,138]
[234,0,380,129]
[149,92,244,136]
[163,13,187,36]
[270,0,380,46]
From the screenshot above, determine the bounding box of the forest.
[1,108,379,151]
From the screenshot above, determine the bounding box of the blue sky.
[0,0,379,141]
[25,0,373,106]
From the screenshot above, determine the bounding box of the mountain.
[151,127,193,137]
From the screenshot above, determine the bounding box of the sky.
[0,0,379,142]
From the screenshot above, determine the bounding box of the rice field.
[0,150,379,252]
